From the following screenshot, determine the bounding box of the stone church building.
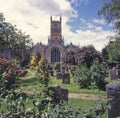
[33,16,78,66]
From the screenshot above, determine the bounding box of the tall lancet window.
[51,48,60,63]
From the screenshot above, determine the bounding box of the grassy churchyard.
[1,0,120,117]
[14,69,120,118]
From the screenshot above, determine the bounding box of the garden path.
[21,90,106,100]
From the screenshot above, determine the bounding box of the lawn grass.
[17,69,120,96]
[16,74,106,96]
[105,77,120,83]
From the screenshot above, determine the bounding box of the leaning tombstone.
[109,68,117,80]
[62,73,70,84]
[106,82,120,118]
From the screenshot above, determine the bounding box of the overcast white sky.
[0,0,114,51]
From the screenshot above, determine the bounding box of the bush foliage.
[74,59,107,90]
[0,58,27,90]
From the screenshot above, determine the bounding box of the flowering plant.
[30,55,36,70]
[0,58,27,89]
[38,58,50,85]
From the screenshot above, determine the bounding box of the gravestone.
[48,66,54,76]
[116,64,120,78]
[56,72,63,79]
[106,82,120,118]
[49,70,54,76]
[62,67,65,70]
[62,69,65,74]
[62,67,65,74]
[62,73,70,84]
[109,68,117,80]
[71,69,75,76]
[53,85,68,103]
[48,65,53,71]
[66,67,69,72]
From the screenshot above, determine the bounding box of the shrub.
[54,62,61,71]
[91,60,107,90]
[38,57,50,85]
[74,64,92,88]
[74,59,107,90]
[0,58,27,90]
[30,55,36,69]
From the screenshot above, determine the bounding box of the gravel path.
[21,90,106,100]
[69,93,106,100]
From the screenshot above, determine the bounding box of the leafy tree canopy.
[98,0,120,33]
[75,45,102,68]
[99,0,120,64]
[0,13,33,64]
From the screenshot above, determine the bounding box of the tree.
[99,0,120,64]
[0,13,33,64]
[74,59,107,90]
[102,36,120,64]
[75,45,102,68]
[65,49,76,65]
[98,0,120,33]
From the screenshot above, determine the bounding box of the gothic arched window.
[51,48,60,63]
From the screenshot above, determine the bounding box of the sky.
[0,0,114,51]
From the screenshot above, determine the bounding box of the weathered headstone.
[66,67,69,72]
[62,69,65,74]
[106,82,120,118]
[53,85,68,103]
[109,68,117,80]
[49,70,54,76]
[56,72,63,79]
[62,67,65,70]
[62,73,70,84]
[71,69,75,76]
[48,65,53,71]
[116,64,120,78]
[62,67,65,74]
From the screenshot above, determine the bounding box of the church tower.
[45,15,65,65]
[51,15,61,36]
[48,15,64,44]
